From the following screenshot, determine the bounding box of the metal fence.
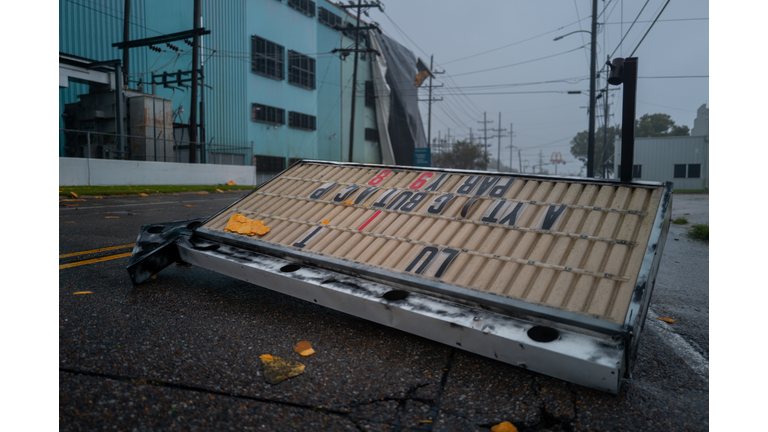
[59,129,253,166]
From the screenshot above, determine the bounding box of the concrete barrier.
[60,157,258,186]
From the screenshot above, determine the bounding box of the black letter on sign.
[489,177,515,198]
[456,176,482,195]
[423,173,449,192]
[405,246,439,274]
[293,226,325,249]
[400,192,428,212]
[475,176,500,196]
[309,182,337,200]
[498,202,528,226]
[387,191,413,210]
[428,193,455,214]
[355,186,379,205]
[372,188,400,208]
[432,248,460,278]
[460,197,480,218]
[538,205,567,231]
[333,184,360,202]
[481,200,508,223]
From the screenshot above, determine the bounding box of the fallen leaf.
[419,420,433,424]
[321,219,330,225]
[105,216,119,219]
[70,192,78,198]
[225,213,270,236]
[259,354,305,384]
[294,341,316,357]
[73,291,92,295]
[150,275,157,279]
[216,189,224,193]
[139,193,149,197]
[657,317,676,324]
[185,205,196,207]
[93,196,103,199]
[226,180,236,185]
[491,421,518,432]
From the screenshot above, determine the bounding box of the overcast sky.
[368,0,709,175]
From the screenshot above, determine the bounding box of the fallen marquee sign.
[127,160,672,393]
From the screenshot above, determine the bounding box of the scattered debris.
[105,216,120,219]
[70,192,78,198]
[293,341,316,357]
[73,291,92,295]
[216,189,224,193]
[321,219,330,225]
[491,421,518,432]
[259,354,305,384]
[139,193,149,197]
[197,191,209,195]
[225,214,270,236]
[657,317,676,324]
[185,205,196,207]
[226,180,236,185]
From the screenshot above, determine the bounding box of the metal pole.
[510,123,513,172]
[123,0,130,86]
[86,131,91,186]
[497,112,501,171]
[428,54,433,150]
[114,64,124,158]
[483,112,488,170]
[587,0,598,177]
[347,0,362,163]
[518,149,522,173]
[620,58,638,182]
[189,0,201,163]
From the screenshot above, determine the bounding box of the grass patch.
[59,184,255,197]
[672,217,689,225]
[674,189,708,194]
[688,223,709,241]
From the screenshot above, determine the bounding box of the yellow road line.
[59,252,133,270]
[59,243,135,259]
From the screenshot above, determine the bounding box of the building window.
[288,50,316,90]
[687,164,701,178]
[287,0,315,17]
[255,155,286,173]
[289,111,316,131]
[365,81,375,107]
[252,36,285,80]
[618,164,642,179]
[252,103,285,125]
[674,164,687,178]
[365,128,379,142]
[318,7,341,29]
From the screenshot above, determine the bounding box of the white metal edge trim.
[177,239,625,393]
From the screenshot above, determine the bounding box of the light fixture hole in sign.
[280,264,302,273]
[527,326,559,343]
[147,225,165,234]
[383,290,410,301]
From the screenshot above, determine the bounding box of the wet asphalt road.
[59,191,709,431]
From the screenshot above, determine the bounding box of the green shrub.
[688,223,709,241]
[672,217,689,225]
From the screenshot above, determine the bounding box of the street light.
[554,1,598,178]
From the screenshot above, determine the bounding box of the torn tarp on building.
[370,31,429,166]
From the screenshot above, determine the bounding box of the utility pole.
[189,0,201,163]
[123,0,130,85]
[599,63,611,178]
[509,123,514,172]
[478,112,493,170]
[426,55,444,150]
[518,149,522,173]
[336,1,382,163]
[539,149,543,174]
[491,112,507,171]
[587,0,598,177]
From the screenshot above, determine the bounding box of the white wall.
[60,158,258,186]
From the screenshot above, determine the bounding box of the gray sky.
[369,0,709,175]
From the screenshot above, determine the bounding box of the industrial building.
[614,104,709,191]
[59,0,428,184]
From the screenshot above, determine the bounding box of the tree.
[569,125,621,178]
[634,113,690,137]
[432,140,489,170]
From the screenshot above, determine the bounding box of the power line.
[450,44,589,77]
[630,0,671,57]
[609,0,650,59]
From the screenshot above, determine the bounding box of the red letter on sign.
[409,172,434,190]
[368,170,392,186]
